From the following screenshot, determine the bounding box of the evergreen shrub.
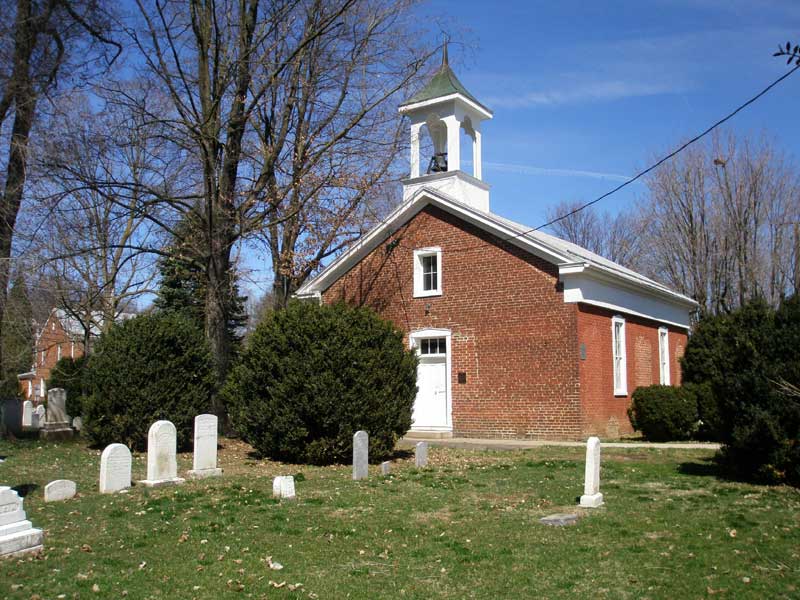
[222,301,417,464]
[628,384,698,442]
[682,298,800,485]
[48,356,89,417]
[84,312,214,451]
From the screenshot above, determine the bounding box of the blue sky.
[414,0,800,227]
[233,1,800,298]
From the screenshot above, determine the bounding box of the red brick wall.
[323,205,583,439]
[321,204,689,440]
[576,304,689,437]
[19,313,85,401]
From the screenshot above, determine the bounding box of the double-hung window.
[413,248,442,297]
[612,316,627,396]
[658,327,670,385]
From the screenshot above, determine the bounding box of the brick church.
[296,49,697,440]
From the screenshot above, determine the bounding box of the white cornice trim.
[398,93,493,120]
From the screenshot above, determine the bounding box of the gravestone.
[539,513,580,527]
[415,442,428,468]
[272,476,296,500]
[99,443,132,494]
[0,486,44,558]
[188,414,222,479]
[44,479,77,502]
[40,388,73,440]
[72,416,82,432]
[21,401,33,429]
[140,420,184,487]
[381,461,391,475]
[579,436,604,508]
[352,430,368,480]
[33,405,45,429]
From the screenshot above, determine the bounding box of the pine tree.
[154,217,247,351]
[1,274,33,396]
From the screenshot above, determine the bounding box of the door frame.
[409,328,452,432]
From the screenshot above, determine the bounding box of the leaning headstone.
[579,436,604,508]
[44,479,77,502]
[40,388,73,440]
[352,430,368,480]
[415,442,429,468]
[539,513,580,527]
[72,416,82,432]
[380,461,391,475]
[187,414,221,479]
[0,486,44,558]
[21,401,33,429]
[140,420,184,487]
[99,444,132,494]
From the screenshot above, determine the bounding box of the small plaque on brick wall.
[457,372,467,384]
[580,343,587,360]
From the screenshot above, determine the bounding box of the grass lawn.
[0,437,798,599]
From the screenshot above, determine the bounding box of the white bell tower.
[399,44,493,212]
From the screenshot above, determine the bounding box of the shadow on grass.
[12,483,38,497]
[678,454,760,485]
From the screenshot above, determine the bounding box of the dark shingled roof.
[400,45,491,114]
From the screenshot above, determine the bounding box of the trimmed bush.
[628,384,698,442]
[48,356,89,417]
[84,312,214,451]
[222,301,417,465]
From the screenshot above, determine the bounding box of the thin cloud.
[485,80,684,109]
[483,161,634,183]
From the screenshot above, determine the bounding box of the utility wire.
[514,63,800,241]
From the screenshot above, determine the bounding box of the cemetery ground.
[0,439,798,599]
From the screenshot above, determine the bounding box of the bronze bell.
[427,152,448,173]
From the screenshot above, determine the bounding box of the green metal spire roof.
[400,44,491,114]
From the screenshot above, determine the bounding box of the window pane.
[423,273,433,290]
[421,339,429,354]
[430,272,438,290]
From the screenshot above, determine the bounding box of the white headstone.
[141,420,184,487]
[44,479,77,502]
[188,414,221,479]
[381,461,391,475]
[271,476,296,500]
[579,436,604,508]
[352,430,368,480]
[99,443,132,494]
[72,416,82,432]
[21,401,33,428]
[34,405,45,425]
[40,388,73,440]
[0,486,44,558]
[415,442,429,468]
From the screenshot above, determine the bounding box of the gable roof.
[295,187,697,321]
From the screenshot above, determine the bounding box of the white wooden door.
[412,337,448,429]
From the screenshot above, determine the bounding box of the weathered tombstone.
[380,461,391,475]
[415,441,429,468]
[21,401,33,429]
[539,513,580,527]
[72,416,82,432]
[271,476,296,500]
[99,444,132,494]
[352,430,368,480]
[0,486,44,558]
[140,420,184,487]
[579,436,604,508]
[44,480,77,502]
[33,405,45,429]
[187,414,221,479]
[40,388,73,440]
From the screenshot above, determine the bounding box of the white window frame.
[658,326,670,385]
[413,247,442,298]
[612,316,627,396]
[57,344,62,361]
